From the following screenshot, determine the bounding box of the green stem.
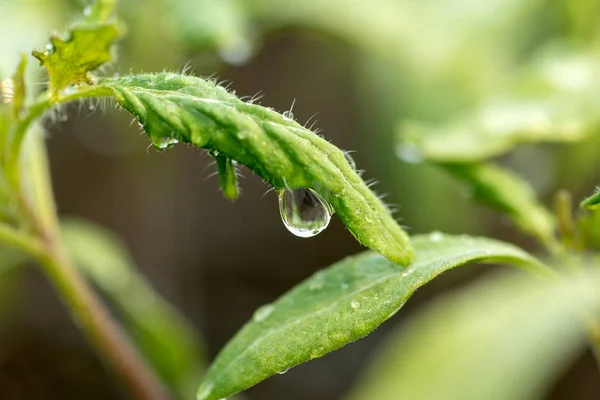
[3,84,172,399]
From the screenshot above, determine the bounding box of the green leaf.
[61,218,205,398]
[32,23,121,96]
[196,233,548,400]
[581,187,600,210]
[444,162,557,247]
[98,73,413,265]
[346,270,598,400]
[397,45,600,162]
[214,153,239,200]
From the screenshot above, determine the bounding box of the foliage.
[0,1,598,400]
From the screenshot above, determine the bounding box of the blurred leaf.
[61,218,205,398]
[246,0,544,107]
[101,72,413,265]
[581,187,600,210]
[397,45,600,162]
[196,233,548,400]
[346,269,599,400]
[32,23,121,95]
[171,0,252,64]
[444,162,556,247]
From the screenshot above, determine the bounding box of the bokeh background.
[1,0,599,399]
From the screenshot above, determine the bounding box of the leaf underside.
[196,233,547,400]
[101,73,413,265]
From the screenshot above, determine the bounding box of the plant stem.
[5,107,172,399]
[38,237,172,400]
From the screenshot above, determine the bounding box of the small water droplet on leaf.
[253,304,275,322]
[396,142,423,164]
[351,300,360,309]
[282,110,294,121]
[429,231,444,242]
[278,188,333,238]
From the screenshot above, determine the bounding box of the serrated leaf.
[346,269,598,400]
[32,23,120,95]
[100,73,413,265]
[196,233,549,400]
[397,45,600,162]
[61,218,205,398]
[581,187,600,210]
[444,162,557,246]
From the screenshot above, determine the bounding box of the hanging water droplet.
[153,137,179,150]
[45,43,53,51]
[351,300,360,309]
[277,368,290,375]
[253,304,275,322]
[343,152,357,170]
[208,149,220,157]
[282,110,294,121]
[278,188,333,238]
[88,102,96,111]
[429,231,444,242]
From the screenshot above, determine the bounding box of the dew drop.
[45,43,53,51]
[396,142,423,164]
[208,149,220,157]
[343,152,357,170]
[278,188,333,238]
[351,300,360,309]
[282,110,294,121]
[253,304,275,322]
[277,368,290,375]
[429,231,444,242]
[153,137,179,150]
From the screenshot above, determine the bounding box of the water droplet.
[278,188,333,238]
[343,152,357,170]
[365,215,374,223]
[208,149,220,157]
[396,142,423,164]
[83,5,92,16]
[277,368,290,375]
[45,43,53,51]
[153,137,178,150]
[282,110,294,121]
[429,231,444,242]
[351,300,360,309]
[197,383,213,400]
[253,304,275,322]
[88,102,96,110]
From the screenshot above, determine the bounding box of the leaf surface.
[197,233,548,400]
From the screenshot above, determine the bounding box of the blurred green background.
[1,0,599,399]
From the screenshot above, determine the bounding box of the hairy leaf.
[99,73,413,265]
[581,187,600,210]
[196,233,548,400]
[32,23,120,95]
[346,270,598,400]
[444,163,556,247]
[397,46,600,162]
[61,218,205,398]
